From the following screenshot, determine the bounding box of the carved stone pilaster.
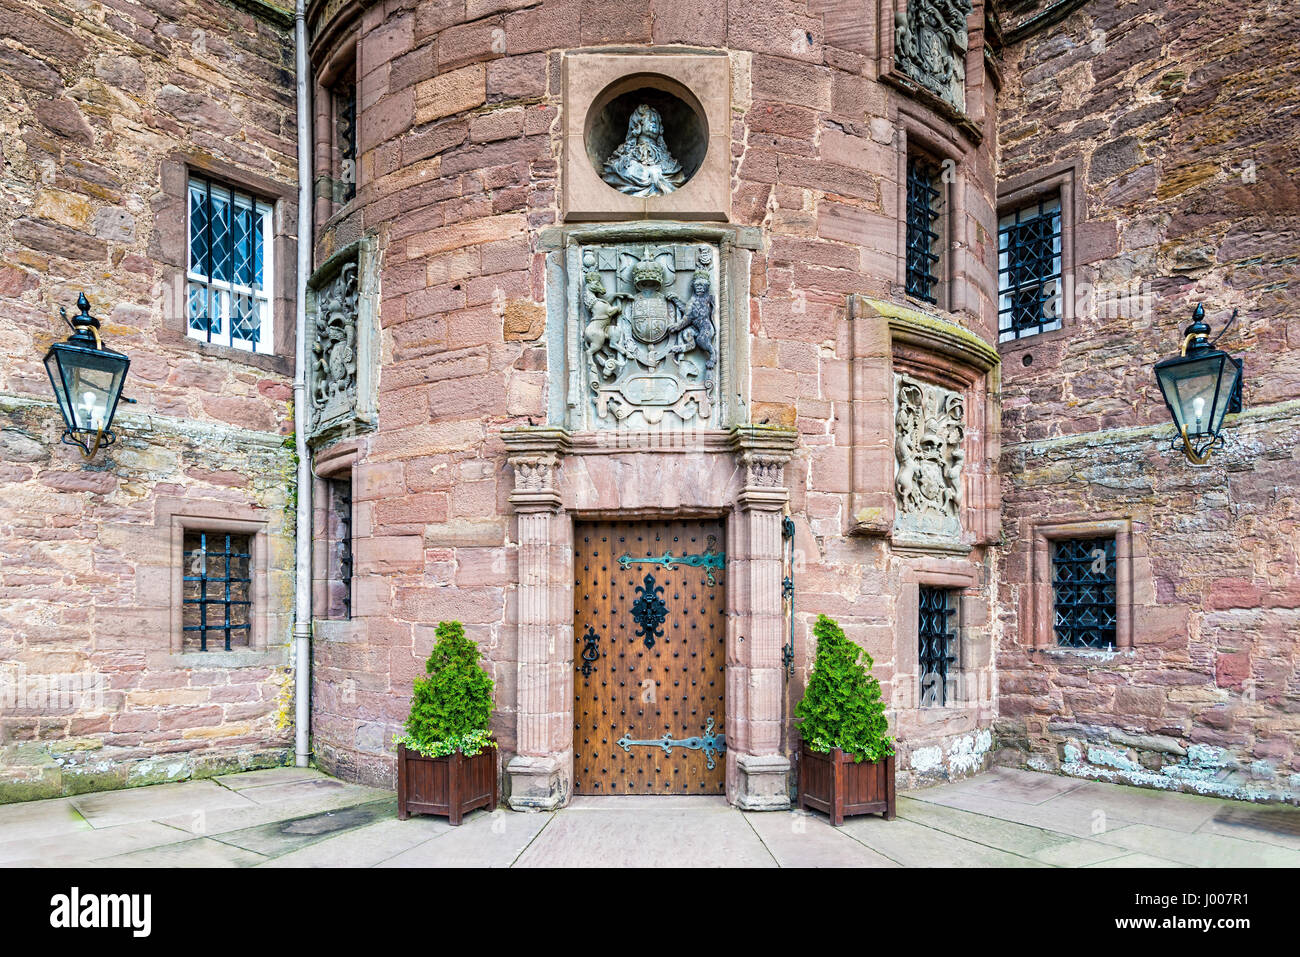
[501,427,572,810]
[727,425,798,808]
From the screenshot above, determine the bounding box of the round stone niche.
[584,74,709,198]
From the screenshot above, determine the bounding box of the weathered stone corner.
[506,754,570,811]
[734,754,792,810]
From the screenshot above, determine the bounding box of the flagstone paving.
[1,765,1297,867]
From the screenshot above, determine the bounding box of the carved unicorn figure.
[582,270,626,379]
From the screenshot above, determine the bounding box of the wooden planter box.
[798,742,896,826]
[397,743,498,825]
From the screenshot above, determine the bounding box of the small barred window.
[325,478,353,620]
[187,175,274,354]
[1052,536,1117,649]
[182,531,253,651]
[998,196,1062,341]
[905,154,942,305]
[333,67,357,204]
[918,586,958,706]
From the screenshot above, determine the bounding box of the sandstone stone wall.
[0,0,299,799]
[993,1,1300,801]
[310,0,1006,791]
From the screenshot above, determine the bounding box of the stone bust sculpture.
[601,104,686,197]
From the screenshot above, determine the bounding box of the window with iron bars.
[905,154,942,305]
[187,174,274,354]
[325,477,353,620]
[1052,536,1117,649]
[182,531,252,651]
[918,586,958,706]
[998,196,1063,342]
[333,68,357,204]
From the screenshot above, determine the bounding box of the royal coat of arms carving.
[577,242,720,429]
[310,260,359,432]
[894,0,973,114]
[894,373,965,542]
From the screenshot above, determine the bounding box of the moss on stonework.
[0,748,294,804]
[272,669,294,732]
[865,298,1000,365]
[0,774,65,803]
[853,507,886,529]
[62,767,130,795]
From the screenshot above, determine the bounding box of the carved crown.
[632,257,666,288]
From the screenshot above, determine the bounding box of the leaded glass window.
[182,531,253,651]
[905,154,942,304]
[919,586,957,706]
[998,196,1062,341]
[1052,536,1117,649]
[187,175,274,353]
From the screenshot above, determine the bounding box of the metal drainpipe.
[292,0,314,768]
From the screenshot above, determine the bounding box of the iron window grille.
[918,586,958,706]
[187,174,274,354]
[334,72,357,204]
[182,531,253,651]
[998,196,1063,342]
[905,154,942,304]
[328,478,353,620]
[1052,536,1117,649]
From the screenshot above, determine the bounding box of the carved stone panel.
[894,0,973,114]
[573,240,723,431]
[307,237,378,447]
[311,262,358,430]
[893,373,965,543]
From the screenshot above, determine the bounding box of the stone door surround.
[502,424,798,811]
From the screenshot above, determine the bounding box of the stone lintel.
[501,425,573,457]
[538,221,764,251]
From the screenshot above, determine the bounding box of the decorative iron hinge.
[616,717,727,770]
[619,535,725,586]
[782,514,796,679]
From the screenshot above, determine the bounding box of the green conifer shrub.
[394,620,496,758]
[795,614,894,762]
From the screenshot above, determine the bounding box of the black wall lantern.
[44,292,131,458]
[1154,303,1243,465]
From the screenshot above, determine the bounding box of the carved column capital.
[502,426,571,512]
[729,425,798,509]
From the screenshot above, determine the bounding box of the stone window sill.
[1029,646,1137,663]
[172,649,286,668]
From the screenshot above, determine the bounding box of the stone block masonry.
[309,0,1005,800]
[0,396,297,800]
[0,0,299,800]
[5,0,1296,811]
[993,0,1300,803]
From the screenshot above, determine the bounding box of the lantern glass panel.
[1156,352,1238,439]
[44,343,129,436]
